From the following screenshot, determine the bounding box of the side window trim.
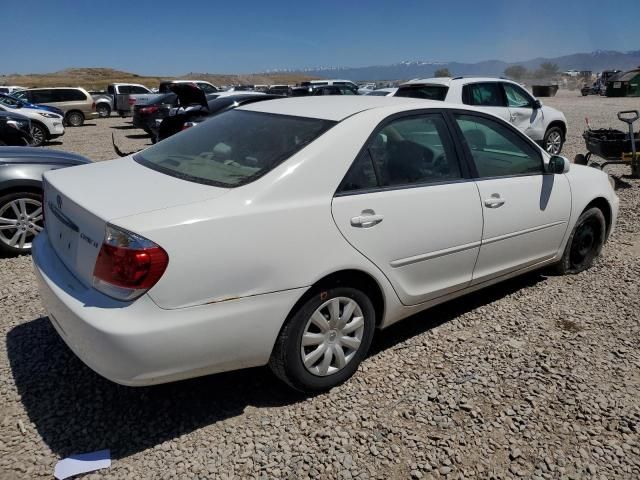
[335,109,469,197]
[445,109,545,180]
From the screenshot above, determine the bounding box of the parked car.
[396,77,568,154]
[132,93,177,135]
[301,79,359,91]
[0,146,90,255]
[13,87,98,127]
[0,94,64,146]
[0,111,31,146]
[156,91,280,141]
[0,94,65,118]
[291,85,358,96]
[0,86,26,94]
[266,85,290,96]
[32,96,618,393]
[366,88,398,96]
[106,83,153,117]
[158,80,219,94]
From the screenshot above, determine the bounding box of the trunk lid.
[43,157,229,287]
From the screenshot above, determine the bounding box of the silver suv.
[13,87,98,127]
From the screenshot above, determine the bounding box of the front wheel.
[269,287,376,392]
[29,123,47,147]
[96,104,111,118]
[0,191,44,256]
[554,207,606,274]
[543,126,564,155]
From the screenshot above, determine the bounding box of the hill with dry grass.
[0,68,313,90]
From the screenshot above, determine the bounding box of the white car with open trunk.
[32,96,618,392]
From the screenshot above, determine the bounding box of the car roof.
[238,96,446,121]
[24,86,88,91]
[401,77,513,87]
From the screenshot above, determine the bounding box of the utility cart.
[575,110,640,178]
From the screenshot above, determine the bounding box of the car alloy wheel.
[66,112,84,127]
[0,196,43,252]
[300,297,365,376]
[545,130,563,154]
[97,105,110,118]
[29,124,46,147]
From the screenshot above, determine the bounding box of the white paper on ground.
[54,449,111,479]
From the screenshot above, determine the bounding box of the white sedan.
[32,96,618,392]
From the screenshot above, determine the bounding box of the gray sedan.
[0,147,90,255]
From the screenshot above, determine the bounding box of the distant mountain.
[280,50,640,81]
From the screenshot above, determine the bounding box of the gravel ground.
[1,90,639,479]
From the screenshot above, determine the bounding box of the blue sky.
[4,0,639,75]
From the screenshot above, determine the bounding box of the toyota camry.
[32,97,618,392]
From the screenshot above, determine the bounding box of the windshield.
[396,85,449,100]
[0,94,22,107]
[135,110,335,187]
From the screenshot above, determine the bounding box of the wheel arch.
[584,196,612,239]
[288,269,386,329]
[65,109,85,119]
[546,120,567,139]
[0,180,43,198]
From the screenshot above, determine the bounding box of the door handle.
[484,194,505,208]
[350,210,384,228]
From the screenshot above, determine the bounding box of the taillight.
[140,106,159,115]
[93,225,168,301]
[92,102,96,111]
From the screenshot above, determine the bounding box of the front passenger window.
[454,114,542,177]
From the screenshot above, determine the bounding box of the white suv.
[396,77,568,154]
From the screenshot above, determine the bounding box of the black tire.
[0,191,43,256]
[29,122,48,147]
[543,126,564,155]
[554,207,606,275]
[0,139,6,146]
[65,111,84,127]
[269,286,376,393]
[96,104,111,118]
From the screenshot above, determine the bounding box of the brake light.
[93,225,168,301]
[140,106,160,115]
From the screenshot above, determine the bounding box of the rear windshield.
[135,110,335,187]
[395,85,449,101]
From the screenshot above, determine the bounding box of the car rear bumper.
[31,233,305,386]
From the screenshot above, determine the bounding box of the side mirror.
[548,155,570,174]
[533,99,542,109]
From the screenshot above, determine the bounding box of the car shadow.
[110,125,136,130]
[6,271,545,460]
[125,133,151,139]
[45,141,63,146]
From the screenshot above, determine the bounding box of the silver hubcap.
[546,131,562,154]
[30,126,44,145]
[0,198,43,250]
[300,297,365,376]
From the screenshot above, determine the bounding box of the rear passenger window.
[58,89,87,101]
[454,114,542,177]
[463,83,505,107]
[338,114,461,193]
[130,86,149,94]
[395,85,448,101]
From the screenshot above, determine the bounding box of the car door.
[331,112,483,306]
[451,111,571,283]
[462,82,511,123]
[502,82,545,141]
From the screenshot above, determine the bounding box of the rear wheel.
[96,104,111,118]
[0,191,43,256]
[269,287,375,392]
[65,111,84,127]
[554,207,606,274]
[29,122,47,147]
